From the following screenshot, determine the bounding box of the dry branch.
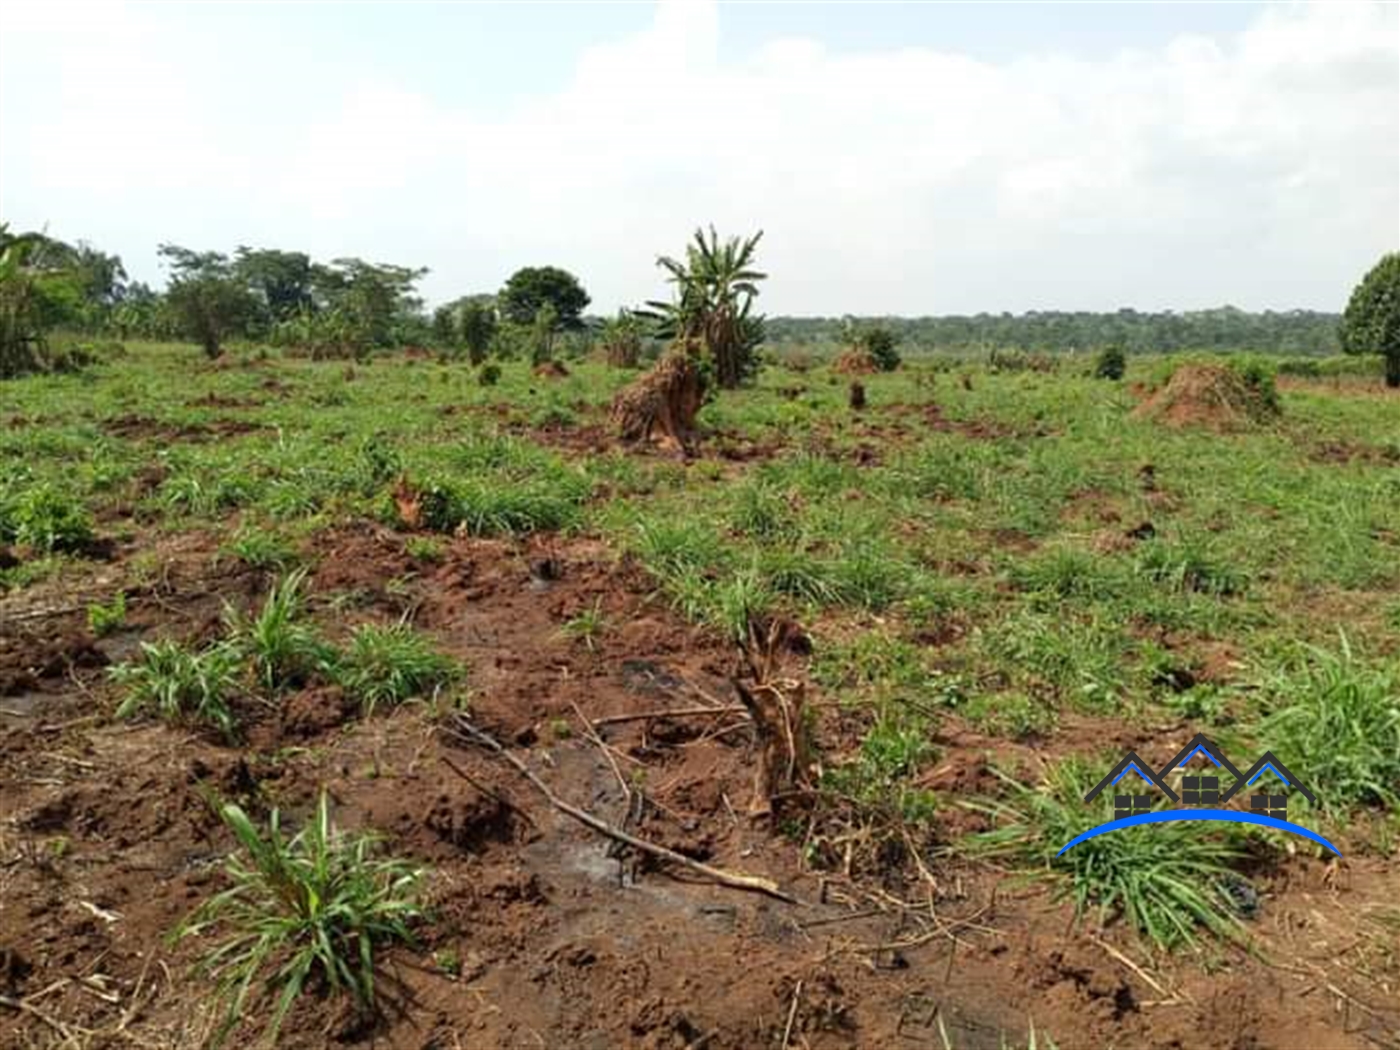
[440,715,799,904]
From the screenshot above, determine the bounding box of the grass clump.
[223,525,300,571]
[176,792,424,1047]
[1258,638,1400,816]
[223,569,334,694]
[966,757,1251,951]
[334,622,460,716]
[110,639,243,740]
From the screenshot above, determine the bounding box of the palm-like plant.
[641,226,767,389]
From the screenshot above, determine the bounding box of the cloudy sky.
[1,1,1396,315]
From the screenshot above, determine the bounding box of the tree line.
[3,222,1396,386]
[764,307,1344,356]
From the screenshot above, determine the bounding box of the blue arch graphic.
[1057,809,1341,857]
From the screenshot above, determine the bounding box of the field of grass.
[2,340,1397,1048]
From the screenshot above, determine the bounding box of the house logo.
[1058,732,1340,857]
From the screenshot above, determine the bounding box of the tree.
[458,299,497,366]
[234,248,313,328]
[308,258,428,356]
[599,308,643,368]
[529,302,560,365]
[158,244,256,359]
[1093,344,1127,381]
[643,226,767,389]
[499,266,589,328]
[847,320,900,372]
[1340,253,1400,388]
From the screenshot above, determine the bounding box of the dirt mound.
[1132,365,1280,431]
[533,360,571,378]
[832,348,878,375]
[610,348,705,454]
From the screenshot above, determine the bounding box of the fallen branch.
[781,979,804,1050]
[592,704,747,728]
[441,715,800,904]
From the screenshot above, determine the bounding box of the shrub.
[334,622,460,716]
[87,592,127,636]
[855,324,902,372]
[1,483,93,553]
[175,793,425,1047]
[1093,344,1127,380]
[477,363,502,387]
[110,639,243,740]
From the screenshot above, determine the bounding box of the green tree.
[1093,343,1127,381]
[458,298,498,365]
[530,302,560,365]
[309,258,428,355]
[158,244,257,359]
[644,226,767,389]
[499,266,589,328]
[1340,253,1400,388]
[234,247,314,328]
[848,320,901,371]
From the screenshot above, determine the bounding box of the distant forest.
[764,308,1342,355]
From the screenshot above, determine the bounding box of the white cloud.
[1,0,1395,313]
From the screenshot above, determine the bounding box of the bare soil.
[3,513,1397,1049]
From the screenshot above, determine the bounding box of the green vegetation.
[334,622,461,716]
[86,591,127,636]
[1093,343,1127,380]
[110,639,243,740]
[1340,252,1400,387]
[222,569,333,693]
[176,793,424,1047]
[643,226,767,388]
[1257,638,1400,816]
[967,758,1252,950]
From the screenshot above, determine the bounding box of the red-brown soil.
[2,482,1397,1047]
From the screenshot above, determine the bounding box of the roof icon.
[1155,732,1244,783]
[1084,750,1179,804]
[1220,750,1316,806]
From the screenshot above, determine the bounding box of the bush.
[0,483,94,553]
[477,363,502,387]
[176,792,425,1047]
[1093,344,1127,380]
[223,570,334,694]
[855,325,901,372]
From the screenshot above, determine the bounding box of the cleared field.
[2,343,1398,1049]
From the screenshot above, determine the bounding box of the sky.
[1,1,1397,316]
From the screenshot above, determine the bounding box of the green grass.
[86,590,127,636]
[110,639,243,740]
[1256,637,1400,816]
[223,569,334,694]
[334,622,461,716]
[966,757,1254,951]
[176,792,424,1047]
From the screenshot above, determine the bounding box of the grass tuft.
[176,792,424,1047]
[334,621,461,716]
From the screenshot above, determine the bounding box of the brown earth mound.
[610,347,705,454]
[533,360,571,378]
[1132,364,1280,431]
[832,348,877,375]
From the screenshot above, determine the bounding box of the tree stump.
[848,381,866,410]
